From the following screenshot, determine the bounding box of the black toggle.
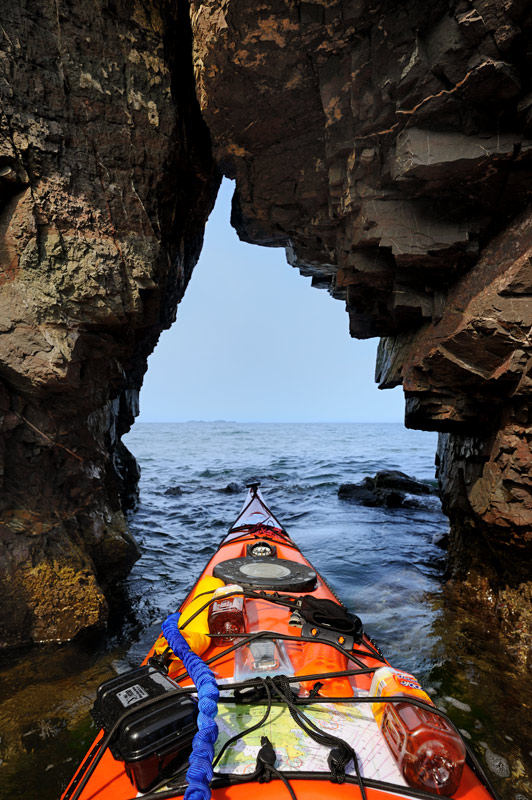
[256,736,276,783]
[328,746,352,784]
[308,682,324,699]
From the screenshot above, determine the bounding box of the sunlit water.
[1,423,530,798]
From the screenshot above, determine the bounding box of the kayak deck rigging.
[62,484,501,800]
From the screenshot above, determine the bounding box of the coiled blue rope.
[161,612,219,800]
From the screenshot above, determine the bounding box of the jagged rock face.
[2,0,532,662]
[0,0,219,646]
[189,0,532,663]
[190,0,532,321]
[379,209,532,661]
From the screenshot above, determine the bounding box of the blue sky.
[138,179,404,423]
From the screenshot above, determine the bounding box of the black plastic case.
[92,665,198,793]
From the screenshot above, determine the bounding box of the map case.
[214,695,407,784]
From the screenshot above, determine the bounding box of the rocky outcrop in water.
[0,0,219,646]
[339,470,435,507]
[189,0,532,664]
[2,0,532,662]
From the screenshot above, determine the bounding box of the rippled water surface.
[125,423,444,671]
[1,422,530,798]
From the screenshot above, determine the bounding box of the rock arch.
[1,0,531,664]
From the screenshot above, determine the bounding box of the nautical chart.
[214,693,407,784]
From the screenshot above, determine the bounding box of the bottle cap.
[213,583,244,598]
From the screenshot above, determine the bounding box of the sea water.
[124,422,444,671]
[0,422,529,799]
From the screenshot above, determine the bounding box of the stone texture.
[0,0,219,646]
[339,470,435,508]
[189,0,532,665]
[2,0,532,665]
[377,207,532,638]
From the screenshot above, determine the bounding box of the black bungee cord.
[266,675,366,800]
[168,628,374,686]
[117,682,503,800]
[68,618,501,800]
[67,574,501,800]
[115,665,502,800]
[212,677,273,768]
[175,586,383,662]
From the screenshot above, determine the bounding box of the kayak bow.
[63,483,500,800]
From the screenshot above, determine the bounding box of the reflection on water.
[0,635,121,798]
[426,592,532,793]
[0,423,529,799]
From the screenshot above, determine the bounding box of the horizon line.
[133,419,406,425]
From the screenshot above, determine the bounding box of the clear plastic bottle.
[234,639,294,680]
[208,595,246,644]
[371,667,466,795]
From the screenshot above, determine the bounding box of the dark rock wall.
[2,0,532,660]
[189,0,532,664]
[0,0,219,646]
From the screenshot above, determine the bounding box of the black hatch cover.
[213,557,317,592]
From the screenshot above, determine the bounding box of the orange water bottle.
[370,667,465,795]
[295,643,353,697]
[208,594,246,644]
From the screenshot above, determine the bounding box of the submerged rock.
[164,486,183,497]
[339,471,436,508]
[221,482,245,494]
[484,747,511,779]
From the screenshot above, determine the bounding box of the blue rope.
[162,612,219,800]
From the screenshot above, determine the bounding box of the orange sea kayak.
[62,484,500,800]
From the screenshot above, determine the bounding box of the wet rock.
[113,441,141,512]
[432,530,450,549]
[222,482,245,494]
[339,470,434,508]
[164,486,183,497]
[375,470,435,495]
[338,481,379,505]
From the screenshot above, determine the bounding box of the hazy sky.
[138,179,404,423]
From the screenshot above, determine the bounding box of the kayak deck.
[63,485,498,800]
